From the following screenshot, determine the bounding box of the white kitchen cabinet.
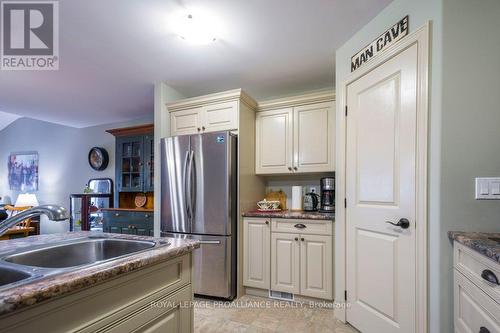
[255,108,293,174]
[170,107,203,136]
[453,241,500,333]
[270,219,333,300]
[294,102,335,173]
[244,217,334,301]
[203,100,239,133]
[170,101,239,136]
[300,234,333,299]
[243,218,271,289]
[0,254,194,333]
[255,91,335,175]
[271,232,301,294]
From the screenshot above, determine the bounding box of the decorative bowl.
[257,199,281,210]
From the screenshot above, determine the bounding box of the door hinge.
[344,198,347,208]
[345,105,348,117]
[345,290,347,301]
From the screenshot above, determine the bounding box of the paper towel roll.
[291,186,303,211]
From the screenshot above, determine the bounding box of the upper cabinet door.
[202,101,238,133]
[143,133,155,192]
[116,136,144,192]
[255,108,293,174]
[170,107,203,136]
[293,101,335,173]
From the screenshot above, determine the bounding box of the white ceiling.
[0,111,21,131]
[0,0,392,128]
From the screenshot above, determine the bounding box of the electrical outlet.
[475,178,500,200]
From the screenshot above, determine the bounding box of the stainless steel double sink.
[0,237,159,290]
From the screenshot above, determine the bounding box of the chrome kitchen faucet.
[0,205,69,237]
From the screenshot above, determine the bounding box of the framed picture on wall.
[8,152,39,192]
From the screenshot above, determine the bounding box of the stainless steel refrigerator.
[160,131,237,299]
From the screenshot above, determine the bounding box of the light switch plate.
[475,177,500,200]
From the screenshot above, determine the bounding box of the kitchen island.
[0,232,199,333]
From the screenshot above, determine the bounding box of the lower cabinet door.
[300,234,333,300]
[243,218,270,289]
[271,232,300,294]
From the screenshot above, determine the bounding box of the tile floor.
[194,295,358,333]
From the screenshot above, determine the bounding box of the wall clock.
[88,147,109,171]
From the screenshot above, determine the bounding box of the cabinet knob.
[265,221,269,225]
[145,214,150,218]
[197,128,201,132]
[115,213,120,217]
[301,237,305,241]
[293,166,298,171]
[202,126,206,131]
[288,167,292,171]
[294,237,299,241]
[294,223,306,229]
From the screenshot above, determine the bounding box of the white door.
[300,234,333,300]
[202,101,239,133]
[243,218,270,289]
[346,44,418,333]
[255,108,293,174]
[170,107,202,136]
[293,101,335,173]
[271,232,300,294]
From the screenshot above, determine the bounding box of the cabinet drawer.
[454,242,500,304]
[271,218,332,236]
[454,270,500,333]
[93,285,193,333]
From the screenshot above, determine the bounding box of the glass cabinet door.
[117,136,144,192]
[144,134,154,192]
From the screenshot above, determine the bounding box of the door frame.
[335,22,430,333]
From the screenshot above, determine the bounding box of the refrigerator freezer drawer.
[162,233,236,300]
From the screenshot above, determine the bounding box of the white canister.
[291,186,303,211]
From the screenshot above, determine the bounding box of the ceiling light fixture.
[176,13,217,45]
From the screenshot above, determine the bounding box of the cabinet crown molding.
[257,90,336,112]
[167,88,258,112]
[106,124,154,137]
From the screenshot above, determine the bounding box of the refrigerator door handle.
[187,150,195,221]
[183,150,192,220]
[198,240,222,245]
[191,151,197,223]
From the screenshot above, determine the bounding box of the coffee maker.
[320,177,335,212]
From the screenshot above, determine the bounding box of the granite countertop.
[243,210,335,221]
[0,231,199,316]
[448,231,500,264]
